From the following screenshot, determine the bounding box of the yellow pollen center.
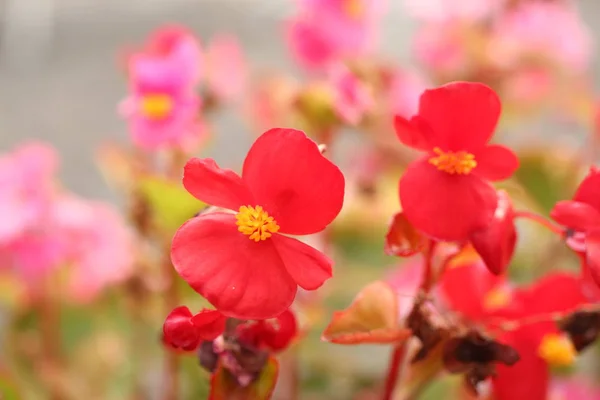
[483,287,511,311]
[235,205,280,242]
[344,0,364,19]
[140,94,173,120]
[538,333,576,367]
[428,147,477,175]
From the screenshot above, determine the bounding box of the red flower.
[236,309,298,352]
[469,190,517,275]
[171,128,345,319]
[551,168,600,288]
[441,261,588,399]
[163,306,226,351]
[394,82,519,241]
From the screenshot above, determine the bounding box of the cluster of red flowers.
[162,81,600,398]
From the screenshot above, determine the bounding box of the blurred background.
[2,0,600,399]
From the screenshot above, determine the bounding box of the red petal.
[271,234,332,290]
[522,272,587,315]
[574,168,600,212]
[171,212,297,319]
[418,82,501,152]
[585,229,600,288]
[393,115,431,151]
[469,190,517,275]
[440,258,505,321]
[190,309,227,341]
[384,212,428,257]
[262,309,298,352]
[163,306,201,351]
[183,158,254,210]
[474,145,519,181]
[241,128,345,235]
[550,200,600,231]
[399,159,498,241]
[493,330,549,400]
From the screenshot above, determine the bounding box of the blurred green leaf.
[138,176,205,233]
[210,357,278,400]
[0,370,22,400]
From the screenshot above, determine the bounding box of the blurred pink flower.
[404,0,499,22]
[386,69,428,117]
[0,142,57,244]
[330,64,373,124]
[52,196,134,303]
[205,35,247,102]
[490,2,592,72]
[120,26,203,150]
[286,0,386,70]
[413,23,468,75]
[386,257,422,319]
[550,378,600,400]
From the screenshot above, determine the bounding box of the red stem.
[421,241,437,292]
[513,210,565,235]
[382,344,406,400]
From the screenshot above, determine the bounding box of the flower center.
[235,205,280,242]
[428,147,477,175]
[343,0,363,19]
[538,333,576,367]
[483,287,511,311]
[140,94,173,120]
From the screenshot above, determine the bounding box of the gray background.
[0,0,598,201]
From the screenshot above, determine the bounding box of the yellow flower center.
[140,94,173,120]
[428,147,477,175]
[538,333,576,367]
[343,0,363,19]
[483,287,511,311]
[235,205,280,242]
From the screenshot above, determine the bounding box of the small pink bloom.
[121,26,203,150]
[286,0,386,70]
[550,378,600,400]
[329,64,373,124]
[404,0,499,22]
[413,23,468,75]
[205,35,247,102]
[386,69,428,118]
[490,2,591,72]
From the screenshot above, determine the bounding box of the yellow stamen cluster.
[344,0,364,19]
[538,333,577,367]
[235,205,280,242]
[140,94,173,120]
[428,147,477,175]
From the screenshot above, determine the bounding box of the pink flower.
[120,26,203,150]
[550,378,600,400]
[413,23,468,76]
[404,0,499,22]
[205,35,247,102]
[286,0,386,70]
[51,196,134,303]
[490,2,591,72]
[329,64,373,124]
[386,69,428,118]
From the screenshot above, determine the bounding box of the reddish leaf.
[322,281,411,344]
[209,357,279,400]
[385,212,428,257]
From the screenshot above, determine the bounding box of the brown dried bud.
[443,329,520,395]
[198,341,219,373]
[407,300,446,363]
[559,310,600,352]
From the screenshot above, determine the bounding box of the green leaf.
[0,369,22,400]
[209,357,279,400]
[138,176,205,233]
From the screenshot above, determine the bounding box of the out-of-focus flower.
[120,26,203,150]
[171,128,345,319]
[395,82,519,241]
[550,378,600,400]
[205,35,247,103]
[551,168,600,289]
[329,64,373,125]
[285,0,386,70]
[469,190,517,275]
[489,2,592,72]
[385,68,427,118]
[404,0,499,22]
[413,23,469,77]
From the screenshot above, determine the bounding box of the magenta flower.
[120,26,204,150]
[329,64,373,125]
[285,0,386,70]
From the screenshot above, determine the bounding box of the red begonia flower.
[236,309,298,352]
[469,190,517,275]
[551,168,600,287]
[163,306,226,351]
[171,128,345,319]
[394,82,519,241]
